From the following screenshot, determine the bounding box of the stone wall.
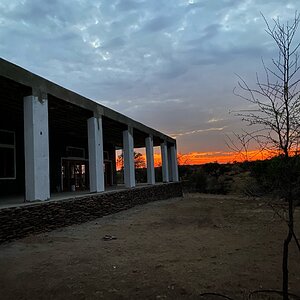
[0,182,182,243]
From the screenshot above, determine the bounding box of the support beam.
[160,141,169,182]
[24,95,50,201]
[170,144,179,182]
[123,127,135,188]
[145,135,155,184]
[88,116,105,192]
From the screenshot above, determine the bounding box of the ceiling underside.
[0,76,163,148]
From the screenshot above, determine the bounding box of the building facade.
[0,58,179,202]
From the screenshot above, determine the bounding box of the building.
[0,58,179,202]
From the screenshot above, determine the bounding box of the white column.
[123,127,135,188]
[24,95,50,201]
[145,135,155,184]
[160,141,169,182]
[88,116,105,192]
[167,146,173,181]
[170,144,179,182]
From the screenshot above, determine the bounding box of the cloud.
[171,126,226,138]
[0,0,298,155]
[207,118,224,123]
[103,37,126,49]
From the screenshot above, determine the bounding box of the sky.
[0,0,298,163]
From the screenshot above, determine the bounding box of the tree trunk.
[282,196,293,300]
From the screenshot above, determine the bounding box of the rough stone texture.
[0,182,182,243]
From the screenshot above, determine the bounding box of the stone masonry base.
[0,182,182,243]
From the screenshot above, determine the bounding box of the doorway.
[104,161,113,186]
[61,159,88,192]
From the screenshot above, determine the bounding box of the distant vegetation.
[180,156,300,205]
[117,154,300,206]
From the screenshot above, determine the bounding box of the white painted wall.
[123,127,135,188]
[145,135,155,184]
[160,141,169,182]
[170,144,179,182]
[167,146,173,182]
[88,116,105,192]
[24,95,50,201]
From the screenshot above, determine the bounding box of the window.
[0,130,16,179]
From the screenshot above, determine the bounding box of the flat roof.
[0,58,175,145]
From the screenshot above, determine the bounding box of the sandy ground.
[0,193,299,300]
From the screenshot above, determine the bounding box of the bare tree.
[117,151,146,169]
[225,130,268,162]
[177,152,191,165]
[233,12,300,300]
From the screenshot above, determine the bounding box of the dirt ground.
[0,193,299,300]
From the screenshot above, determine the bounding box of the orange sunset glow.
[176,149,273,165]
[116,149,274,170]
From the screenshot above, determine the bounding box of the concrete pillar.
[160,141,169,182]
[24,95,50,201]
[167,146,173,181]
[145,135,155,184]
[123,127,135,188]
[88,116,105,192]
[170,144,179,182]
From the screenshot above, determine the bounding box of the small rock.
[102,235,117,241]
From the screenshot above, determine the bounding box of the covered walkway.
[0,183,150,209]
[0,58,179,203]
[0,182,182,243]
